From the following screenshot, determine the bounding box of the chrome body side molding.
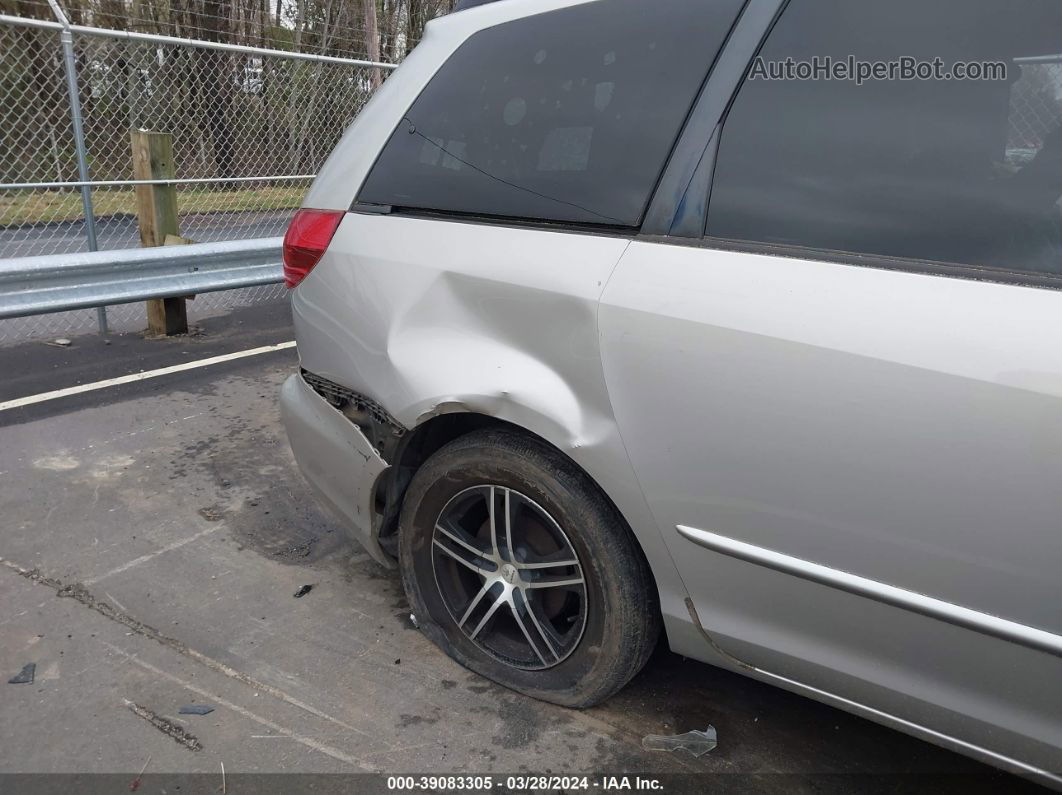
[676,524,1062,658]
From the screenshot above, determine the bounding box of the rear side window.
[358,0,744,227]
[707,0,1062,277]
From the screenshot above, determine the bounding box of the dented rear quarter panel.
[290,213,699,645]
[290,0,713,671]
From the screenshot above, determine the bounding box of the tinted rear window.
[358,0,744,226]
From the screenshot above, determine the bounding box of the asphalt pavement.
[0,301,1046,793]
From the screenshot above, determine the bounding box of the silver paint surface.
[280,372,389,564]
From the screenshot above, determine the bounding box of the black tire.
[398,427,659,708]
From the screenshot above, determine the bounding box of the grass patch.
[0,186,306,227]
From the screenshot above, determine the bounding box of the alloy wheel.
[430,485,588,670]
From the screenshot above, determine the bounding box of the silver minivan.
[280,0,1062,785]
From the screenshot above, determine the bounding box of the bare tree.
[364,0,381,87]
[200,0,237,180]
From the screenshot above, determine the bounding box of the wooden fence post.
[131,130,188,335]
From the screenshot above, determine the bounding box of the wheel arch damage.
[374,400,608,555]
[297,362,693,654]
[362,398,662,641]
[290,212,693,641]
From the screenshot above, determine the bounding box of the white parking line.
[84,524,222,585]
[0,340,296,412]
[105,644,375,770]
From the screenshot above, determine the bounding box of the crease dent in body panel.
[388,271,613,453]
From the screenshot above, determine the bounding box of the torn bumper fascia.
[280,373,390,565]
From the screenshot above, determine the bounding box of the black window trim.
[355,204,637,238]
[353,200,641,235]
[639,233,1062,292]
[641,0,786,235]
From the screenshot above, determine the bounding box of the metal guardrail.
[0,9,398,339]
[0,237,283,320]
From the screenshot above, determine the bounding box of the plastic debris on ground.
[293,584,313,598]
[7,663,36,684]
[179,704,216,716]
[642,727,718,757]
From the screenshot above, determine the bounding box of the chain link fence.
[1009,59,1062,160]
[0,6,395,343]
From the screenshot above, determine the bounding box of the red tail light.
[283,209,344,288]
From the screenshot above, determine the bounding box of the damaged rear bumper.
[280,372,390,565]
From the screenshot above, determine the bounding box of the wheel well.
[376,412,655,584]
[376,412,508,552]
[376,411,663,645]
